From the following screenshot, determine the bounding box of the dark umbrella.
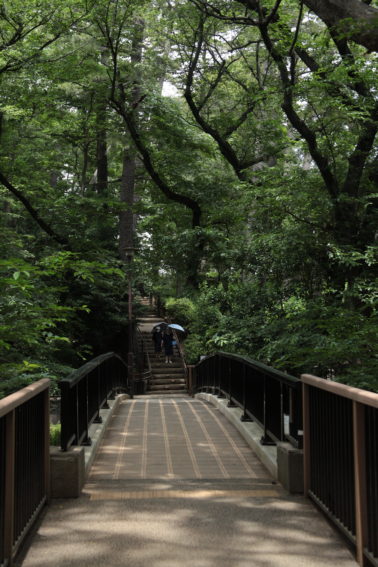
[152,322,168,330]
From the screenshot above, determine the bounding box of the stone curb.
[84,394,130,475]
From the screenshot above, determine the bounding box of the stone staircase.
[140,331,188,395]
[137,299,188,396]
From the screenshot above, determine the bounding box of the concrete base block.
[50,446,85,498]
[277,442,303,494]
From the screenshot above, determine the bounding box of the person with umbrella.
[152,326,163,355]
[162,328,174,363]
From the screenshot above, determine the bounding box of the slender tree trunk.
[95,98,108,195]
[118,18,144,262]
[119,148,137,260]
[81,142,89,193]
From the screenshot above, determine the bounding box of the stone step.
[149,375,184,381]
[145,389,187,395]
[152,367,184,372]
[150,362,183,368]
[153,375,185,383]
[148,383,187,391]
[138,312,188,396]
[151,364,183,370]
[149,378,186,386]
[149,374,186,381]
[150,357,183,362]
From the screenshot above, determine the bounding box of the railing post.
[280,381,284,441]
[4,410,15,565]
[260,375,274,445]
[102,362,110,410]
[94,367,103,423]
[227,359,236,407]
[241,366,252,422]
[187,365,194,396]
[83,376,92,446]
[108,360,116,400]
[43,388,51,503]
[353,401,367,567]
[75,383,80,447]
[289,384,303,449]
[60,381,70,451]
[302,382,311,496]
[217,355,225,398]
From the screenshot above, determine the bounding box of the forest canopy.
[0,0,377,396]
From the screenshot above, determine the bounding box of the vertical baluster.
[302,382,311,496]
[43,388,50,504]
[83,376,91,446]
[94,367,103,423]
[217,355,224,398]
[75,383,80,446]
[227,359,236,407]
[241,366,252,422]
[353,401,367,566]
[4,410,15,564]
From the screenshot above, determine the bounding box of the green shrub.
[182,334,206,364]
[50,423,61,446]
[164,297,195,327]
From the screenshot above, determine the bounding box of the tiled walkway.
[89,398,269,481]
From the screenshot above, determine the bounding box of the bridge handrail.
[193,351,302,447]
[302,373,378,566]
[0,379,50,566]
[60,352,124,388]
[60,352,130,451]
[197,351,299,385]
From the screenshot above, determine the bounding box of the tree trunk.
[119,148,137,261]
[118,18,144,262]
[95,98,108,194]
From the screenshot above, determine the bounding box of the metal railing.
[134,328,150,395]
[193,352,302,447]
[0,379,50,567]
[302,374,378,567]
[60,352,130,452]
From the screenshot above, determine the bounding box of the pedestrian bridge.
[15,396,359,567]
[1,312,378,567]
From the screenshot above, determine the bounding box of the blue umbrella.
[168,323,186,332]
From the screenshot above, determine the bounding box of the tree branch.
[110,97,202,228]
[258,23,339,199]
[0,171,70,247]
[303,0,378,53]
[189,0,258,25]
[184,19,247,180]
[343,101,378,196]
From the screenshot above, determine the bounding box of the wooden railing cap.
[0,378,50,418]
[301,373,378,409]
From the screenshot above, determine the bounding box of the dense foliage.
[1,0,377,396]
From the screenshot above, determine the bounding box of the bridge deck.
[89,398,269,481]
[19,397,358,567]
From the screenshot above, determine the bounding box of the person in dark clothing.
[152,326,162,354]
[162,329,174,363]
